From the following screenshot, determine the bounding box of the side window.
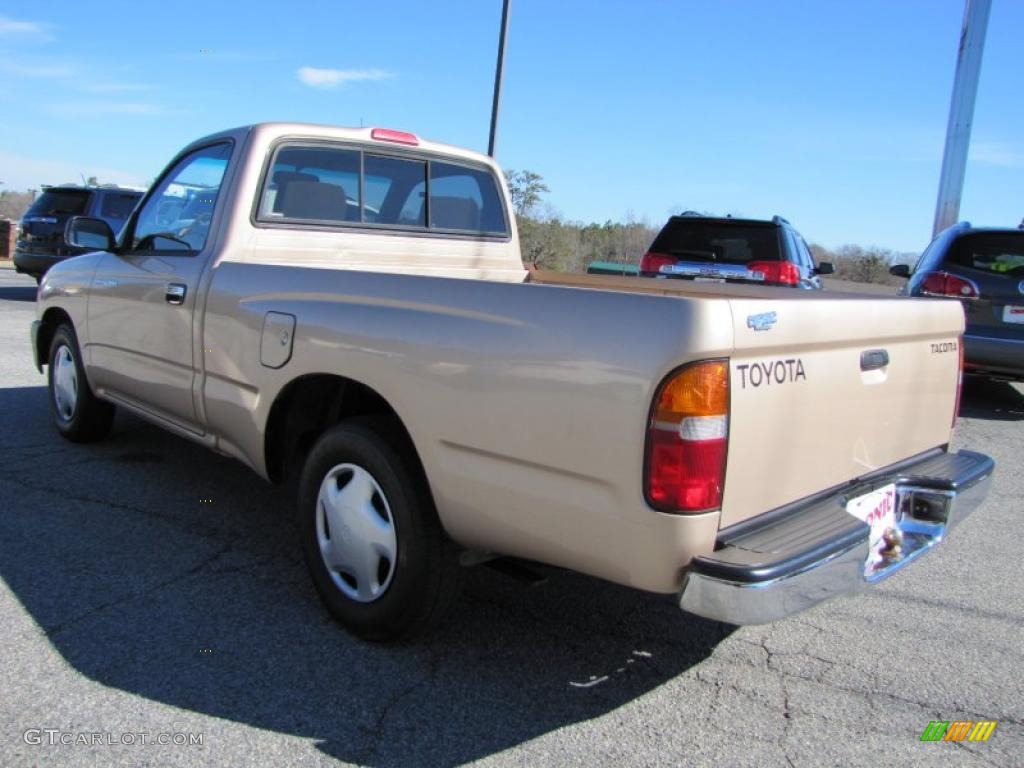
[915,236,945,274]
[259,145,360,223]
[429,162,507,234]
[100,193,141,222]
[131,143,231,252]
[364,155,426,226]
[797,236,815,271]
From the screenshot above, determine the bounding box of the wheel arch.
[36,307,75,368]
[263,373,429,491]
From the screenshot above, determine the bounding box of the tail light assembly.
[747,260,800,286]
[919,271,979,299]
[645,360,729,513]
[639,251,674,275]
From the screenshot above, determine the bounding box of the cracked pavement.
[0,267,1021,767]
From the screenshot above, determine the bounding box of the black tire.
[47,323,115,443]
[297,418,461,641]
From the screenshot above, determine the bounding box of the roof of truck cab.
[181,122,500,170]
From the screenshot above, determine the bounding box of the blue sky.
[0,0,1020,252]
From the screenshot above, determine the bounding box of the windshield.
[649,219,782,264]
[25,189,91,217]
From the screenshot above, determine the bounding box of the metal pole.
[488,0,511,157]
[932,0,992,237]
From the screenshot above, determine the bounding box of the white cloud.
[0,16,52,40]
[296,66,391,89]
[969,141,1024,170]
[49,101,164,116]
[0,151,147,191]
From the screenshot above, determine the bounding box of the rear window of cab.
[256,142,509,237]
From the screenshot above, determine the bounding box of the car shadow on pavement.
[0,385,734,767]
[0,286,37,302]
[960,376,1024,421]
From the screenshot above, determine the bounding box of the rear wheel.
[297,419,461,641]
[47,324,115,442]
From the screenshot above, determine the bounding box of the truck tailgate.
[720,294,964,528]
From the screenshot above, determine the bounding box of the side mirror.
[66,216,116,252]
[889,264,911,279]
[815,261,835,276]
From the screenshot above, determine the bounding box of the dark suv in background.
[639,213,833,289]
[891,222,1024,381]
[13,185,144,282]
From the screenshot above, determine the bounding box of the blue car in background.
[13,184,144,282]
[891,221,1024,381]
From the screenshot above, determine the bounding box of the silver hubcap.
[52,344,78,422]
[316,463,397,603]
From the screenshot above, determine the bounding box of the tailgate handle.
[860,349,889,371]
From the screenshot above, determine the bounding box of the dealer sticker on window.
[845,483,897,572]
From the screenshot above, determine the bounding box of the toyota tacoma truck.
[31,123,994,640]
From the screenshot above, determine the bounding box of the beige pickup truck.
[32,123,994,640]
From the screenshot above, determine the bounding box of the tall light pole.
[932,0,992,237]
[488,0,512,157]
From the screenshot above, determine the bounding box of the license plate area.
[1002,305,1024,324]
[844,483,897,574]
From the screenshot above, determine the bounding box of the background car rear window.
[261,146,360,223]
[429,162,507,234]
[650,221,782,264]
[27,190,90,216]
[945,233,1024,276]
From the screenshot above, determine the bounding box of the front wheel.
[297,419,461,641]
[47,323,115,442]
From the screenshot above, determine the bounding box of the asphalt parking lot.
[0,265,1021,767]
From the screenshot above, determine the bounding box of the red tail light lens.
[639,251,675,275]
[747,260,800,285]
[646,360,729,513]
[920,271,979,299]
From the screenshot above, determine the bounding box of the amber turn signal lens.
[654,360,728,422]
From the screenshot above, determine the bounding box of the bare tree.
[504,169,549,218]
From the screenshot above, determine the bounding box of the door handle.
[166,283,187,305]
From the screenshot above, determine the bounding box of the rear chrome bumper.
[679,450,994,625]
